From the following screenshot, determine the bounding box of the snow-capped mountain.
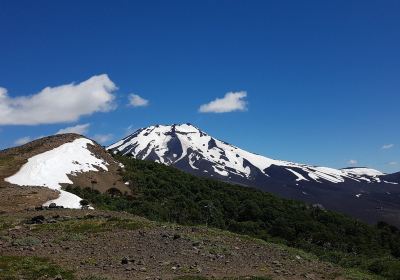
[108,123,391,185]
[108,123,400,226]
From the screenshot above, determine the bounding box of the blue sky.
[0,0,399,172]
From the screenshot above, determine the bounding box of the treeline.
[66,156,400,279]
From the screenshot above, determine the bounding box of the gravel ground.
[0,209,350,280]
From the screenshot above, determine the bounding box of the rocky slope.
[108,123,400,226]
[0,208,365,280]
[0,134,129,212]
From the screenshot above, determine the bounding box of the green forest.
[66,155,400,279]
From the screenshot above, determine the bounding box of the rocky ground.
[0,208,366,280]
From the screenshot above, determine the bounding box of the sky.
[0,0,399,173]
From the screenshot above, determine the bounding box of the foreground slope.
[0,209,361,280]
[108,123,400,226]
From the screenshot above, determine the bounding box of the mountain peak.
[108,124,393,187]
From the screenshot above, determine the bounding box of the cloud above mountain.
[129,94,149,107]
[56,123,90,135]
[14,136,32,145]
[347,159,358,165]
[199,91,248,113]
[93,133,113,144]
[0,74,117,125]
[382,144,394,150]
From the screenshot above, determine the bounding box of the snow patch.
[212,166,229,176]
[5,138,108,209]
[342,167,384,177]
[286,168,309,182]
[383,180,398,185]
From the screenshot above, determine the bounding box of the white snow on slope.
[286,168,309,182]
[5,138,108,208]
[384,180,399,185]
[109,124,286,178]
[341,167,384,177]
[108,124,389,184]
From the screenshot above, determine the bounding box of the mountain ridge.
[107,123,395,183]
[108,123,400,226]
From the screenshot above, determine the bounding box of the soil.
[0,209,350,280]
[66,139,131,195]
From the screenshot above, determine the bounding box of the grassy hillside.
[66,156,400,279]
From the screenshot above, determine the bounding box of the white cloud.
[388,161,398,166]
[14,135,47,146]
[128,94,149,107]
[14,136,32,146]
[347,159,358,165]
[93,134,113,144]
[56,123,90,135]
[125,125,137,136]
[382,144,394,150]
[199,91,248,113]
[0,74,117,125]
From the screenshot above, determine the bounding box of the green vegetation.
[66,156,400,279]
[81,276,110,280]
[35,216,151,233]
[0,155,14,167]
[56,232,86,242]
[0,256,111,280]
[12,236,41,247]
[0,217,14,231]
[0,155,23,178]
[174,277,271,280]
[344,268,386,280]
[0,256,74,280]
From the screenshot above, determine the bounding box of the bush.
[80,199,89,207]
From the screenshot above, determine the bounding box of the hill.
[0,134,129,212]
[66,155,400,280]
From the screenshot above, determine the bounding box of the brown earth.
[0,209,354,280]
[67,139,131,196]
[0,134,130,213]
